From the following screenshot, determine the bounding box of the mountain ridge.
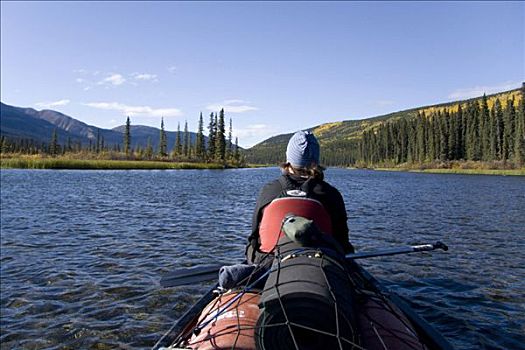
[245,85,523,165]
[0,102,201,150]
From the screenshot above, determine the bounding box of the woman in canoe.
[246,130,354,264]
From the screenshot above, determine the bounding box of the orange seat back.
[259,197,332,253]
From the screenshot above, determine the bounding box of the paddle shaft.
[160,264,225,288]
[160,242,448,287]
[345,241,448,260]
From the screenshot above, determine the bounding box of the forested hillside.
[245,85,524,168]
[360,89,523,167]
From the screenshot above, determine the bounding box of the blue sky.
[1,1,523,147]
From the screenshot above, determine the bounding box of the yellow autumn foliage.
[418,90,522,116]
[313,122,343,137]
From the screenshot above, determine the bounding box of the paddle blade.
[160,264,222,288]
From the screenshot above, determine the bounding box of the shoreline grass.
[2,157,523,175]
[372,167,525,176]
[0,157,238,170]
[353,160,525,176]
[246,163,273,168]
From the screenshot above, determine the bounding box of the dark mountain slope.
[0,102,202,151]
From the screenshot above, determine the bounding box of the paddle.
[160,242,448,288]
[160,264,226,288]
[345,241,448,260]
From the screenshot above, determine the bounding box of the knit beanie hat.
[286,131,320,168]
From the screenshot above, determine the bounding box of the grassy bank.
[0,157,235,170]
[246,163,273,168]
[420,168,524,175]
[355,160,524,176]
[372,166,525,176]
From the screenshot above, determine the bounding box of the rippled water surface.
[1,168,524,349]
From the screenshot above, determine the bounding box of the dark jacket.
[247,174,353,262]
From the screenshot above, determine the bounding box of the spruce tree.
[465,103,473,160]
[208,112,216,161]
[227,118,233,160]
[124,116,131,157]
[50,129,58,156]
[467,101,481,161]
[480,94,491,161]
[196,112,205,159]
[493,99,504,161]
[439,116,448,161]
[186,121,191,158]
[159,117,167,157]
[215,108,226,161]
[514,87,525,165]
[488,107,496,161]
[427,115,436,161]
[447,110,456,160]
[386,122,394,161]
[455,106,464,160]
[495,100,505,160]
[183,120,189,157]
[415,114,425,162]
[407,119,417,163]
[399,118,408,162]
[503,99,516,161]
[175,122,182,156]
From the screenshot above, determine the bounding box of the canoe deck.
[153,257,453,350]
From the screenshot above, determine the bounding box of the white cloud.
[35,99,71,109]
[376,99,394,106]
[223,99,248,104]
[168,65,177,74]
[206,99,258,113]
[234,124,274,139]
[83,101,183,117]
[75,70,161,90]
[231,124,280,148]
[448,81,521,100]
[131,73,158,81]
[98,73,126,86]
[74,70,95,89]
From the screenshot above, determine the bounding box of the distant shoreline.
[229,164,525,176]
[2,158,523,175]
[0,157,243,170]
[371,167,525,176]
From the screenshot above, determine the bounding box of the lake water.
[1,168,524,349]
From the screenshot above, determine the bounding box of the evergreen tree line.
[358,92,525,167]
[1,108,243,165]
[243,137,361,167]
[0,128,118,156]
[119,108,242,164]
[321,139,360,166]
